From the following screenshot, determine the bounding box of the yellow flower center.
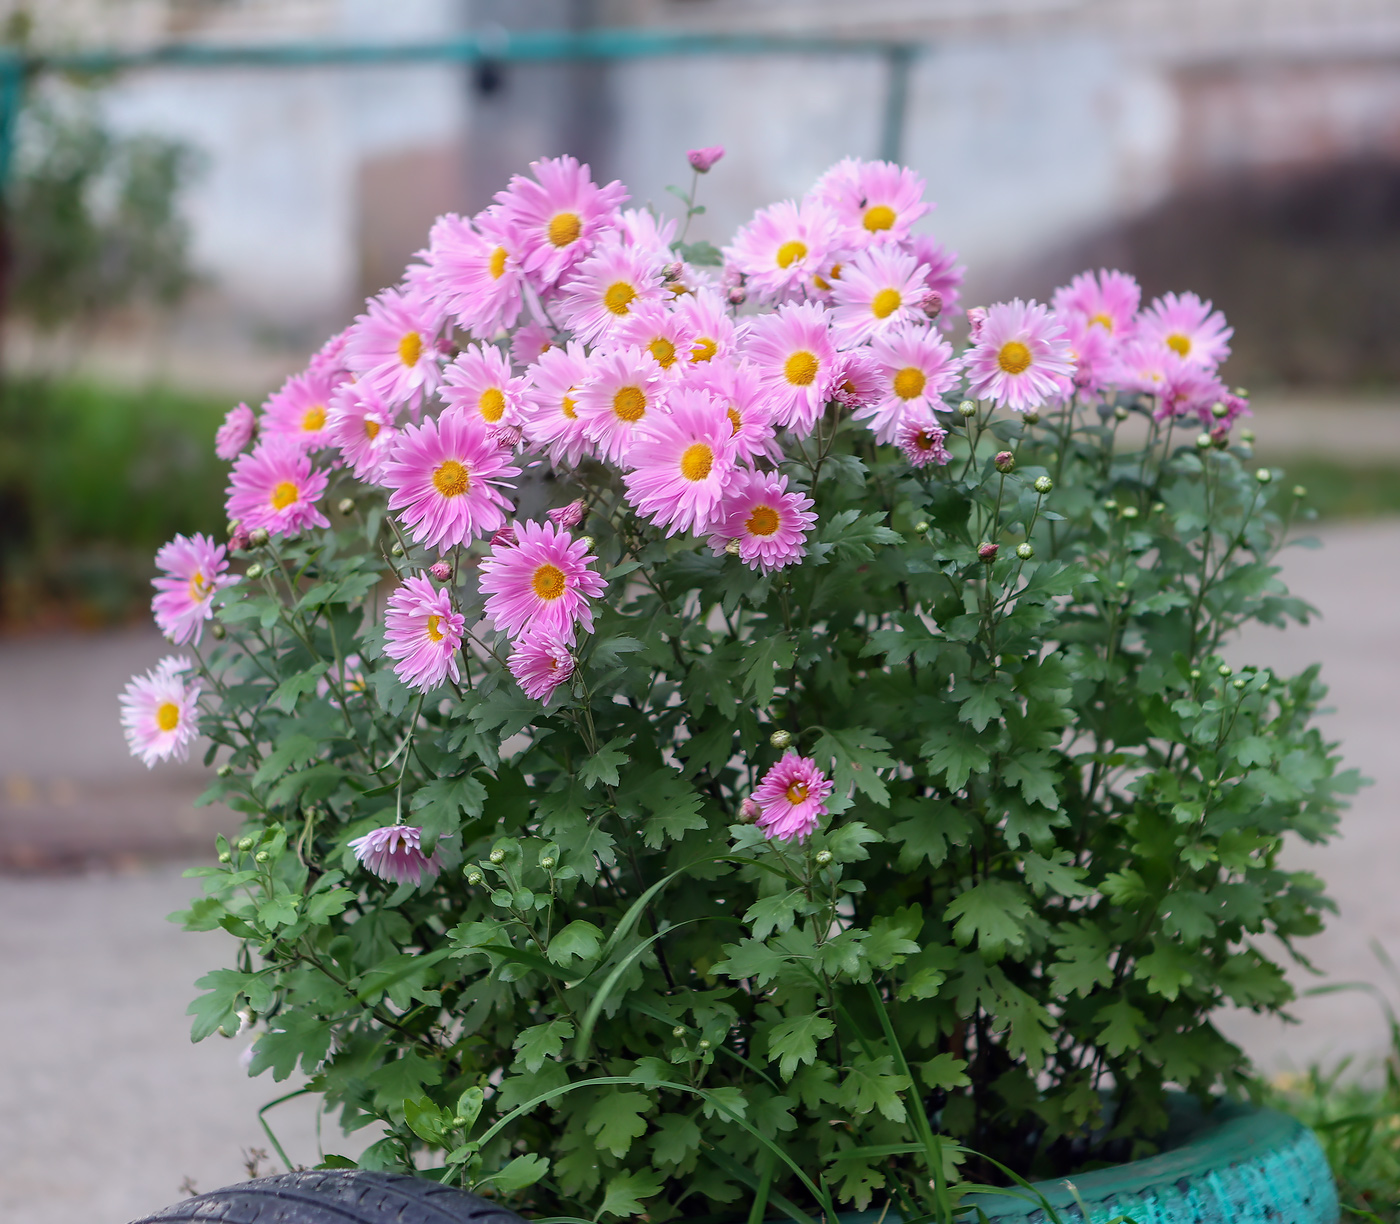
[829,263,844,280]
[813,275,831,291]
[1166,332,1191,357]
[612,386,646,422]
[301,404,326,432]
[561,394,578,419]
[489,246,507,279]
[746,504,780,536]
[691,336,718,362]
[680,443,714,482]
[532,563,567,600]
[398,331,423,367]
[997,341,1032,375]
[776,240,807,269]
[187,571,210,602]
[1089,312,1113,331]
[271,480,299,510]
[479,387,506,422]
[648,337,677,368]
[604,281,636,316]
[426,614,444,642]
[727,407,743,436]
[785,780,809,804]
[548,212,582,247]
[871,287,902,319]
[433,459,470,497]
[863,204,896,232]
[784,350,819,386]
[155,701,180,732]
[893,366,926,400]
[364,418,380,440]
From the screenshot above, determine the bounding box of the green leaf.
[765,1013,834,1079]
[579,736,630,789]
[1097,998,1147,1057]
[945,880,1033,953]
[812,727,897,807]
[839,1053,909,1123]
[248,1011,336,1080]
[743,635,796,707]
[1134,940,1197,1000]
[186,969,273,1042]
[1021,849,1092,898]
[410,773,488,851]
[678,239,723,266]
[650,1113,702,1168]
[404,1096,447,1144]
[585,1090,651,1158]
[920,726,991,792]
[597,1169,666,1218]
[712,937,788,986]
[250,734,319,788]
[918,1052,971,1091]
[268,662,329,714]
[512,1019,575,1072]
[1003,752,1061,811]
[1048,922,1113,997]
[745,889,804,940]
[486,1153,550,1193]
[546,920,604,967]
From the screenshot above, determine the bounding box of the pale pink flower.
[809,158,930,248]
[478,519,607,638]
[619,208,679,264]
[615,301,699,377]
[520,341,591,467]
[495,155,628,289]
[151,533,234,645]
[966,307,987,341]
[440,343,528,428]
[510,320,556,367]
[751,750,834,843]
[964,299,1074,413]
[691,359,781,464]
[859,325,962,443]
[907,234,964,322]
[1052,269,1140,338]
[424,208,525,336]
[383,575,464,691]
[674,287,737,368]
[830,244,930,346]
[508,625,576,702]
[382,409,519,550]
[261,368,343,453]
[326,381,399,483]
[309,327,353,380]
[1137,291,1232,368]
[897,411,952,468]
[574,346,668,464]
[623,387,738,536]
[215,403,256,460]
[741,301,839,436]
[344,285,444,412]
[708,471,816,573]
[556,241,664,345]
[724,198,842,305]
[225,439,331,536]
[120,656,201,768]
[349,825,443,886]
[687,145,725,173]
[1155,360,1231,425]
[1060,315,1120,398]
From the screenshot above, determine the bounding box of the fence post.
[878,43,915,164]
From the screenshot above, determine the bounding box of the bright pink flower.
[708,471,816,573]
[615,301,699,378]
[225,439,331,536]
[724,198,842,305]
[897,411,952,468]
[349,825,443,886]
[1138,291,1232,368]
[742,301,839,436]
[344,285,444,412]
[809,158,930,248]
[619,208,679,263]
[751,750,834,843]
[383,574,465,691]
[688,145,725,173]
[623,387,738,536]
[440,343,528,428]
[966,307,987,341]
[906,234,964,322]
[1060,315,1120,398]
[326,381,399,483]
[511,319,556,367]
[508,625,575,702]
[215,403,256,460]
[692,359,781,464]
[478,519,607,638]
[1052,268,1140,338]
[556,241,664,345]
[151,533,234,645]
[382,409,519,550]
[830,244,930,346]
[120,656,201,768]
[309,326,353,380]
[547,499,586,530]
[964,299,1074,413]
[495,155,628,289]
[425,208,525,336]
[521,341,592,467]
[859,325,962,443]
[674,287,737,369]
[575,346,668,464]
[261,367,343,453]
[1157,360,1230,425]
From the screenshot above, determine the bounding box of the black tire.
[129,1170,530,1224]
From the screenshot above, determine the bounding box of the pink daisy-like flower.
[724,198,842,305]
[623,387,738,536]
[1156,360,1230,425]
[215,402,256,460]
[383,574,465,691]
[897,410,952,468]
[120,656,201,768]
[692,359,781,464]
[615,301,699,377]
[478,519,607,638]
[425,208,525,336]
[830,244,930,346]
[1060,316,1120,399]
[859,324,962,443]
[349,824,444,886]
[907,234,965,322]
[619,208,679,263]
[326,381,399,483]
[750,750,834,843]
[707,471,817,573]
[511,319,556,367]
[674,287,738,369]
[964,299,1074,414]
[508,624,576,702]
[440,343,529,428]
[556,241,665,345]
[742,301,839,436]
[495,155,628,289]
[344,284,444,412]
[574,346,668,465]
[151,533,235,645]
[383,409,520,550]
[1137,291,1233,368]
[809,158,930,248]
[520,341,591,468]
[261,367,343,453]
[830,347,883,413]
[309,326,353,381]
[225,439,331,536]
[1052,268,1141,338]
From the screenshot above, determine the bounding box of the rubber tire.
[128,1169,530,1224]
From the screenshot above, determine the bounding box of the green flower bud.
[1113,404,1130,421]
[1218,663,1233,677]
[698,1039,711,1050]
[217,763,233,778]
[1195,432,1213,450]
[1121,505,1139,520]
[391,542,405,557]
[993,451,1015,474]
[540,855,556,870]
[1015,542,1034,561]
[1189,669,1202,681]
[466,870,483,886]
[489,848,506,864]
[245,562,264,580]
[1232,678,1246,690]
[1211,400,1229,419]
[1293,485,1307,499]
[1115,580,1128,590]
[254,851,270,865]
[914,521,929,534]
[337,497,355,515]
[814,849,833,867]
[769,729,793,749]
[724,538,742,556]
[1022,409,1040,424]
[1033,476,1053,494]
[579,535,595,551]
[237,836,255,852]
[957,400,977,418]
[218,850,231,864]
[211,623,226,640]
[1240,428,1255,443]
[1103,499,1118,512]
[451,1116,466,1128]
[1152,501,1166,514]
[247,527,269,548]
[1255,468,1273,484]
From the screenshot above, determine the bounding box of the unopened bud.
[1240,428,1255,444]
[1189,668,1202,681]
[466,870,483,886]
[662,261,684,283]
[1218,663,1233,677]
[578,535,595,552]
[1115,579,1129,590]
[429,561,453,582]
[977,541,999,562]
[254,851,270,864]
[724,537,742,556]
[489,524,518,549]
[920,290,943,319]
[1293,485,1307,499]
[218,850,231,863]
[914,521,929,533]
[1195,432,1213,450]
[738,797,761,823]
[247,527,270,549]
[957,400,977,418]
[1016,542,1034,560]
[1210,401,1228,419]
[1232,678,1246,690]
[211,622,226,640]
[337,497,355,515]
[489,848,506,864]
[1103,499,1118,512]
[993,451,1014,474]
[217,763,233,778]
[814,849,833,867]
[539,855,556,870]
[1255,468,1273,484]
[727,287,747,307]
[1033,476,1053,494]
[547,499,587,531]
[489,424,524,451]
[1113,404,1130,421]
[672,1026,686,1038]
[1121,505,1139,520]
[236,836,255,852]
[769,729,793,750]
[245,562,264,580]
[1022,410,1040,424]
[698,1039,711,1050]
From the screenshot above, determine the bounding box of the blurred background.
[1,1,1399,1221]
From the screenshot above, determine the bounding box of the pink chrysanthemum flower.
[479,519,607,638]
[309,326,353,380]
[615,301,699,378]
[510,319,555,367]
[495,155,628,289]
[859,325,962,443]
[440,343,529,428]
[1052,268,1141,338]
[520,341,591,468]
[508,624,576,702]
[692,359,781,464]
[907,234,965,322]
[261,367,343,453]
[574,346,668,464]
[674,287,738,369]
[1156,361,1230,425]
[1137,291,1233,368]
[708,471,817,573]
[619,208,679,263]
[897,410,952,468]
[383,409,520,550]
[556,241,664,345]
[1060,316,1120,399]
[809,158,930,248]
[120,656,201,768]
[751,750,834,843]
[349,825,443,886]
[742,301,839,436]
[830,244,930,346]
[964,299,1075,413]
[326,381,399,483]
[215,402,257,460]
[623,387,738,536]
[425,208,525,336]
[344,284,444,412]
[225,439,331,536]
[383,575,465,691]
[724,198,842,305]
[151,533,235,645]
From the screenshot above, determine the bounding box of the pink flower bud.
[488,424,523,451]
[921,290,943,319]
[228,521,250,552]
[978,541,999,562]
[727,287,747,307]
[687,145,725,173]
[739,797,761,824]
[429,561,453,582]
[490,524,519,549]
[546,499,586,531]
[662,261,685,283]
[994,451,1015,474]
[966,307,987,341]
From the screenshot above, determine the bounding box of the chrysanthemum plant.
[131,149,1357,1221]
